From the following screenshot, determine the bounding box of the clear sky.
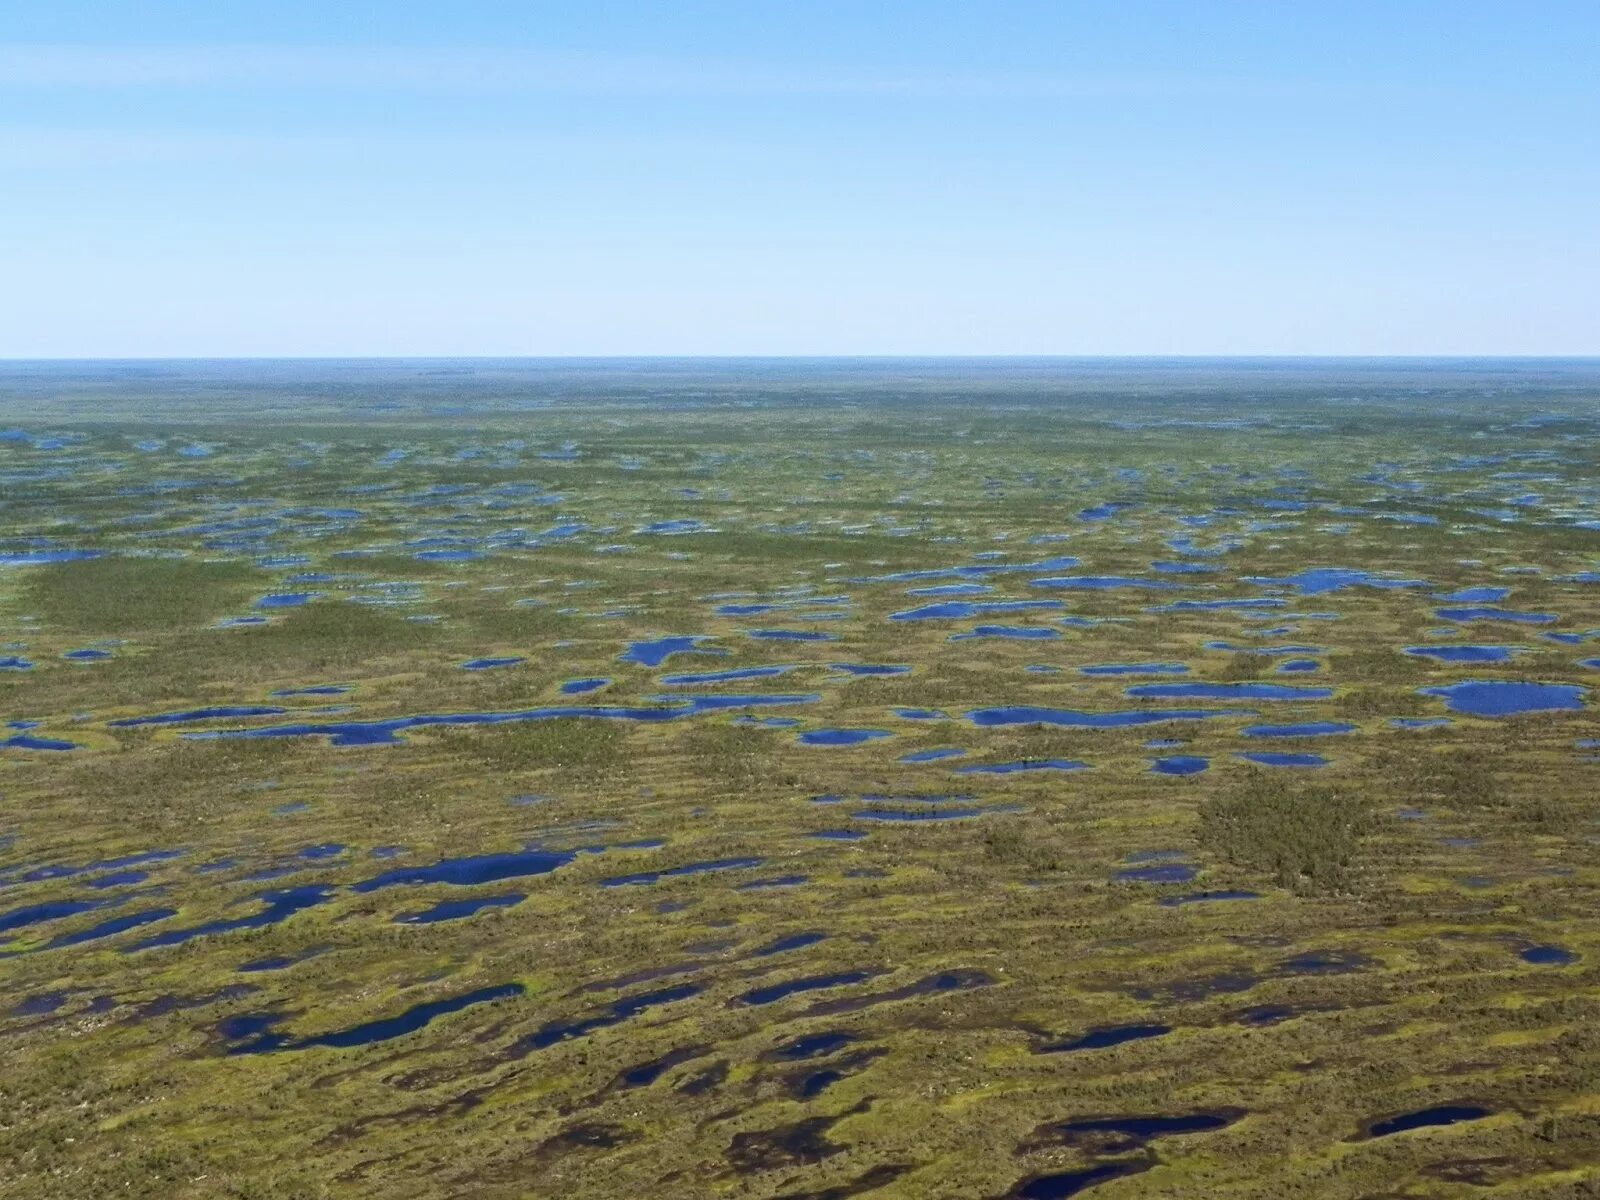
[3,2,1597,357]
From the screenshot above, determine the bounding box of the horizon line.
[4,353,1600,364]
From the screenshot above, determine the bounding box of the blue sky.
[3,2,1596,356]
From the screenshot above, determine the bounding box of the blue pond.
[1247,567,1425,595]
[1148,597,1285,613]
[967,706,1242,730]
[255,592,318,609]
[1241,722,1354,738]
[1,734,80,751]
[747,629,836,642]
[890,599,1063,621]
[637,519,706,535]
[559,677,609,695]
[513,983,701,1053]
[462,657,525,671]
[395,893,524,924]
[1078,502,1130,520]
[355,847,581,891]
[189,695,819,746]
[1,898,107,934]
[1013,1162,1149,1199]
[797,729,892,747]
[1115,863,1198,884]
[954,759,1088,775]
[1151,755,1209,776]
[950,625,1058,641]
[0,549,103,567]
[829,663,910,677]
[899,748,966,763]
[1404,645,1522,663]
[1239,752,1328,768]
[1520,944,1577,966]
[39,907,176,951]
[618,635,720,667]
[10,992,68,1017]
[1050,1112,1238,1138]
[126,885,333,951]
[1160,890,1261,906]
[1433,606,1555,625]
[1419,680,1586,717]
[772,1030,856,1058]
[226,983,523,1055]
[752,931,829,957]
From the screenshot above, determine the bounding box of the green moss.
[1199,774,1374,894]
[23,555,258,634]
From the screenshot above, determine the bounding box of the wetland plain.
[2,358,1599,1198]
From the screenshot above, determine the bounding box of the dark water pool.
[1360,1104,1492,1139]
[954,759,1088,775]
[394,893,524,924]
[225,983,524,1055]
[600,856,764,887]
[1010,1161,1150,1199]
[1040,1023,1171,1053]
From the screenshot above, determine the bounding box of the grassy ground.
[1,361,1599,1198]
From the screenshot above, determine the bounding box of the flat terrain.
[2,359,1599,1199]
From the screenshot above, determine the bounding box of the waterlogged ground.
[3,359,1600,1199]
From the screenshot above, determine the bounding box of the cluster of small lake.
[3,836,726,955]
[6,426,1600,1191]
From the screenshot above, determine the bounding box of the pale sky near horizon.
[2,2,1597,358]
